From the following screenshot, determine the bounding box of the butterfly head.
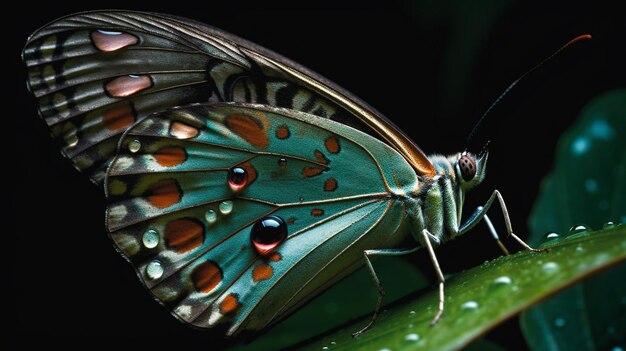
[454,148,488,191]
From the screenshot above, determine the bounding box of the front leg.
[459,190,547,253]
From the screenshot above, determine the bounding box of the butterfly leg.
[419,228,446,326]
[352,246,421,338]
[480,210,510,255]
[459,190,547,253]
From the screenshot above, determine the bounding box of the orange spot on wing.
[303,166,324,177]
[170,121,199,139]
[324,178,338,192]
[192,261,222,293]
[324,136,340,154]
[268,252,281,262]
[91,30,138,52]
[220,293,240,314]
[287,217,296,225]
[146,179,182,208]
[102,104,136,131]
[239,162,258,184]
[314,150,328,164]
[154,146,187,167]
[105,75,152,97]
[165,218,204,253]
[275,124,290,139]
[252,263,273,282]
[225,115,269,149]
[311,208,324,217]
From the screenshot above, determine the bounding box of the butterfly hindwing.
[105,102,418,334]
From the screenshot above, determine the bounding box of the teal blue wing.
[23,10,433,185]
[105,103,419,335]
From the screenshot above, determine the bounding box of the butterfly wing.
[23,10,434,185]
[105,102,419,335]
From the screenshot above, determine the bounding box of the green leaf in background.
[291,227,625,351]
[520,89,626,351]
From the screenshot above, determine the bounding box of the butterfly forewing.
[24,11,376,184]
[105,103,418,334]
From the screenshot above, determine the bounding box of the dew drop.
[128,139,141,153]
[322,347,329,350]
[542,262,559,273]
[65,133,79,147]
[546,232,559,239]
[569,225,589,234]
[142,229,159,249]
[576,245,585,253]
[461,301,479,310]
[409,310,416,315]
[405,333,420,341]
[378,349,391,351]
[219,201,233,215]
[494,276,512,285]
[227,167,248,191]
[330,341,337,346]
[146,260,164,280]
[603,221,616,229]
[205,209,217,224]
[554,317,566,328]
[251,215,287,255]
[278,158,287,168]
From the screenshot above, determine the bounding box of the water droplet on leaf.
[546,232,559,239]
[542,262,559,273]
[404,333,420,341]
[494,276,512,285]
[569,225,589,234]
[461,301,479,310]
[603,221,616,229]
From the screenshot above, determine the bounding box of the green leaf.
[259,226,625,351]
[228,257,428,351]
[520,89,626,351]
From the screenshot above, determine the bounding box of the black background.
[7,1,625,349]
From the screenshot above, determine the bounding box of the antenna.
[465,34,592,148]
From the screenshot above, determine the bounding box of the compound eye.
[459,154,477,181]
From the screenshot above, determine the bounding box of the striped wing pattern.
[23,11,368,184]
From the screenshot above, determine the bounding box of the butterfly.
[22,10,543,338]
